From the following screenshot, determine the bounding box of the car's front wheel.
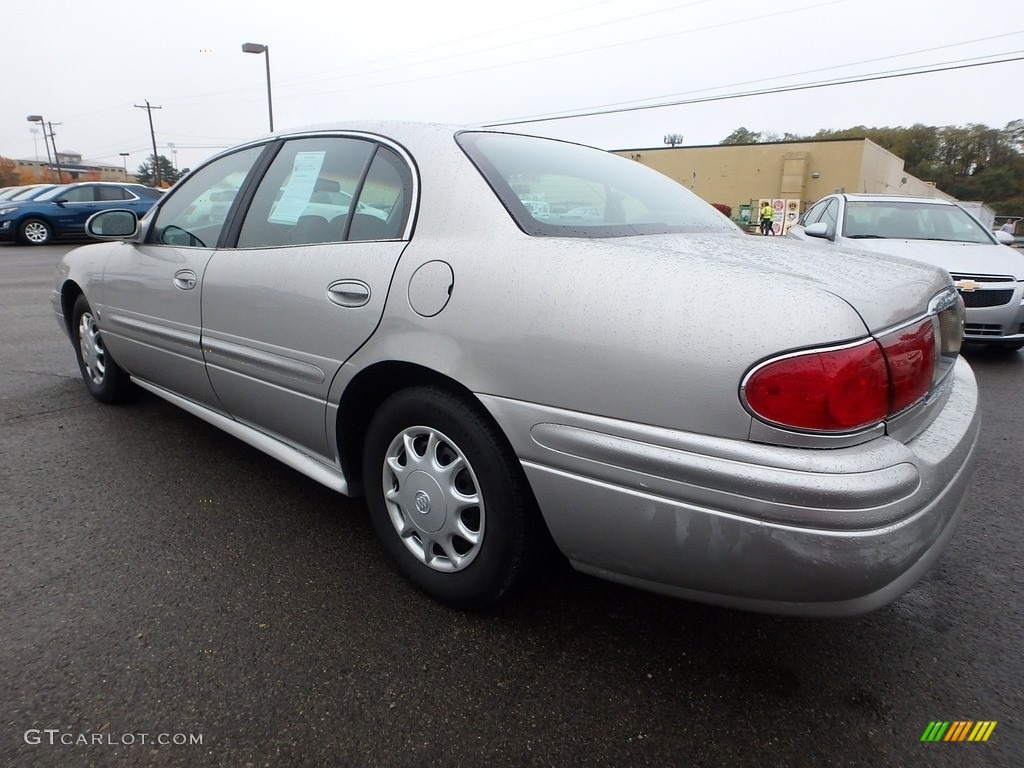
[19,218,52,245]
[71,295,134,403]
[363,386,543,609]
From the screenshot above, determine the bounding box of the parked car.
[0,186,26,201]
[6,183,59,202]
[53,123,979,615]
[0,182,162,245]
[787,194,1024,350]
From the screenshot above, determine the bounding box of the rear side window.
[97,186,133,201]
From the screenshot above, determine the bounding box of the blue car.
[0,182,162,245]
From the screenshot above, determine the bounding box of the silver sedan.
[53,122,979,615]
[787,193,1024,350]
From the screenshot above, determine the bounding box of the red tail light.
[743,319,938,433]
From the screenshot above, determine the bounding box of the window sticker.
[268,151,326,225]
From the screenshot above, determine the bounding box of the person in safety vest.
[760,202,775,235]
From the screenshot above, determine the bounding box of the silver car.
[787,193,1024,350]
[53,123,979,615]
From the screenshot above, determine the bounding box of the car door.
[200,135,415,460]
[49,184,104,234]
[98,146,266,409]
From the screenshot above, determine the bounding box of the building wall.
[613,138,950,217]
[14,158,134,183]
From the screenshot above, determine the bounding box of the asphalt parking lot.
[1,242,1022,767]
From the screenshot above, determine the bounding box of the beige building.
[14,152,132,183]
[613,137,952,228]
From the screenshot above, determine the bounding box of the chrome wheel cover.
[382,426,485,572]
[23,221,49,244]
[78,311,106,385]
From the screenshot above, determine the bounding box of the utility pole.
[46,122,65,183]
[134,100,163,187]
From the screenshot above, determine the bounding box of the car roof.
[839,193,957,206]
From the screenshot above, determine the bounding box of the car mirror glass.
[86,210,139,239]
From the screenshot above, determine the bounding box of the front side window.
[60,186,96,203]
[457,131,737,238]
[798,199,828,227]
[148,146,265,248]
[818,198,839,232]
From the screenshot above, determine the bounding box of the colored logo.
[920,721,997,742]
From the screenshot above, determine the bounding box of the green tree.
[135,154,188,187]
[719,127,762,145]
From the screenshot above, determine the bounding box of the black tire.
[19,218,52,246]
[71,294,134,404]
[363,386,542,609]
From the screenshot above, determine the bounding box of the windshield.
[9,185,56,201]
[457,131,737,238]
[843,200,993,244]
[35,185,74,202]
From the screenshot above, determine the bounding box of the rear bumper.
[479,357,980,616]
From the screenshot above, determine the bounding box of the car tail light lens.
[879,318,935,414]
[743,340,890,431]
[743,292,962,433]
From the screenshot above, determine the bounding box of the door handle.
[173,269,198,290]
[327,280,370,307]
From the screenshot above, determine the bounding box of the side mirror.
[54,198,68,207]
[994,230,1015,245]
[87,209,140,240]
[804,221,833,241]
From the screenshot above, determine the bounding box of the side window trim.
[230,133,419,249]
[218,140,283,248]
[337,145,379,242]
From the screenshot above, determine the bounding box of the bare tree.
[663,133,685,147]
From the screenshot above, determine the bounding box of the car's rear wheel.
[19,218,52,245]
[363,386,542,609]
[71,295,134,403]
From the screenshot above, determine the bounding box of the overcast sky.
[2,0,1021,174]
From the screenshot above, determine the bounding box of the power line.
[481,52,1024,128]
[163,0,853,108]
[272,0,717,92]
[506,29,1024,119]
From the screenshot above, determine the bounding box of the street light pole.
[26,115,56,182]
[242,42,274,132]
[120,152,130,181]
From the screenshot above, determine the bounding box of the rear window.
[457,131,736,238]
